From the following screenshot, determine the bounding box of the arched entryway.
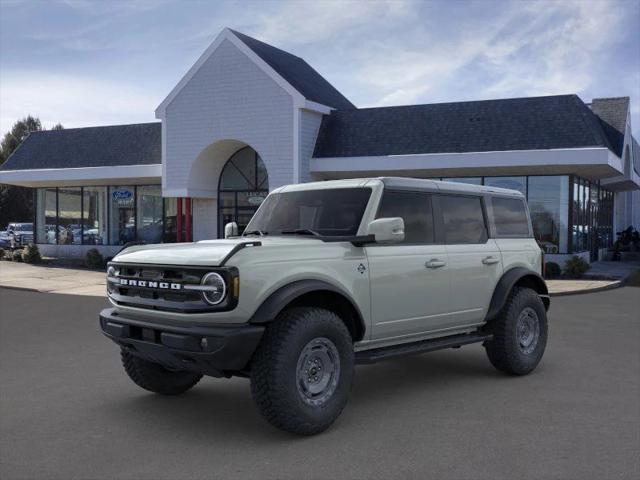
[218,146,269,236]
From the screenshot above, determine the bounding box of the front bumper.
[99,308,264,377]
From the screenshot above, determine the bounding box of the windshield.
[12,224,32,231]
[244,188,372,237]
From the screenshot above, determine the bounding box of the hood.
[112,236,323,266]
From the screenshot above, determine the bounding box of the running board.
[355,332,492,365]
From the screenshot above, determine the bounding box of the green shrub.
[21,244,42,264]
[85,248,104,269]
[564,255,590,278]
[11,250,23,262]
[545,261,561,279]
[0,248,5,260]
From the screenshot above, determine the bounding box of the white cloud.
[0,72,158,132]
[250,0,411,46]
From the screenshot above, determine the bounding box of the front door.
[217,146,269,237]
[366,191,452,342]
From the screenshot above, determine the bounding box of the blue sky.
[1,0,639,136]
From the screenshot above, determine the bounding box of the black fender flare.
[485,267,550,322]
[249,279,366,340]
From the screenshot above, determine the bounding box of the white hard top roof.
[277,177,524,197]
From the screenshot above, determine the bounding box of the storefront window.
[57,188,82,245]
[83,187,107,245]
[484,176,527,195]
[441,177,482,185]
[527,176,569,254]
[109,186,136,245]
[36,188,57,244]
[137,185,163,243]
[163,198,177,243]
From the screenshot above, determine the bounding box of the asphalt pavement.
[1,287,639,480]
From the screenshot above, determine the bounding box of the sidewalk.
[546,279,621,296]
[0,261,105,297]
[0,260,631,298]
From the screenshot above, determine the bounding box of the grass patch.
[625,269,640,287]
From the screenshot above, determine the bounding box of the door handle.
[482,256,500,265]
[425,259,446,269]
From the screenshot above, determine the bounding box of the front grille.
[107,263,237,313]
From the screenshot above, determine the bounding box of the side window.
[440,195,487,244]
[491,197,531,237]
[377,191,434,244]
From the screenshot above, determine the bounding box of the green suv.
[100,177,549,435]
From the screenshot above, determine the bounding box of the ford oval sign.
[112,189,133,200]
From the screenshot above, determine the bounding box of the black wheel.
[250,307,354,435]
[484,287,548,375]
[120,349,202,395]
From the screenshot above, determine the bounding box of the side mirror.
[366,217,405,243]
[224,222,238,238]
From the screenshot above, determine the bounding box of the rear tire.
[484,287,548,375]
[121,349,202,395]
[250,307,354,435]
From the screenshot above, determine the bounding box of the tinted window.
[440,195,487,244]
[377,191,434,244]
[245,188,371,237]
[491,197,530,237]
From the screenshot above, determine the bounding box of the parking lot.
[1,287,639,480]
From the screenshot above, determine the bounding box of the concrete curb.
[0,284,41,294]
[549,280,622,297]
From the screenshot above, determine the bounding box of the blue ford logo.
[112,189,133,200]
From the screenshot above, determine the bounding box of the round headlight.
[106,266,117,294]
[201,272,226,305]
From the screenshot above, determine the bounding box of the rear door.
[366,190,451,341]
[437,194,502,327]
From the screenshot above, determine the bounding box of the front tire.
[121,349,202,395]
[484,287,548,375]
[250,307,354,435]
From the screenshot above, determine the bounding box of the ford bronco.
[100,177,549,435]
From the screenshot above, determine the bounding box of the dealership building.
[1,28,638,263]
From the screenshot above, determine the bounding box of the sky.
[1,0,639,136]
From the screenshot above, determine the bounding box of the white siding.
[299,110,323,183]
[163,39,294,196]
[192,198,217,241]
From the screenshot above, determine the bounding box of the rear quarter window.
[490,197,531,237]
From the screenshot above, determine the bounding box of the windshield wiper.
[243,230,267,236]
[280,228,321,237]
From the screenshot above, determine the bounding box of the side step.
[355,332,492,365]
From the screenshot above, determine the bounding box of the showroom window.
[528,176,569,254]
[83,187,107,245]
[35,185,179,246]
[57,187,82,245]
[137,185,163,244]
[35,188,58,244]
[109,186,136,245]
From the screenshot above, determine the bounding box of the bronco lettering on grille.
[119,278,182,290]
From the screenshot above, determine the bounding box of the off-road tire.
[121,349,202,395]
[250,307,354,435]
[484,287,548,375]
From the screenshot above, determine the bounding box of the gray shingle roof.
[590,97,629,156]
[230,29,355,110]
[1,122,161,171]
[313,95,617,158]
